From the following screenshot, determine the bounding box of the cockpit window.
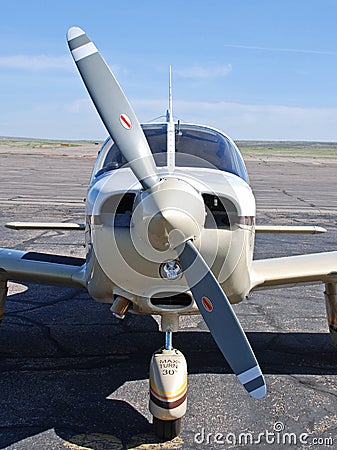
[94,123,249,183]
[174,126,248,182]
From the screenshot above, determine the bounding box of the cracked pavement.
[0,149,337,449]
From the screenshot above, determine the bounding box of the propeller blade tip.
[249,384,267,399]
[238,365,266,399]
[67,26,85,42]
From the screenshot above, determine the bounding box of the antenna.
[169,66,173,122]
[168,65,173,123]
[166,66,175,171]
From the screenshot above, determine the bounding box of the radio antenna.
[166,66,175,171]
[166,66,173,123]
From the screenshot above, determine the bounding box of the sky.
[2,0,337,141]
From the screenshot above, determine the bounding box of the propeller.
[67,26,159,190]
[67,26,266,398]
[178,240,266,398]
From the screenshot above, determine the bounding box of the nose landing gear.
[149,331,187,440]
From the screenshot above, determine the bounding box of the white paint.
[249,385,267,399]
[67,27,85,41]
[237,365,261,384]
[72,42,98,62]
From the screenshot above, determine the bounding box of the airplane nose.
[132,178,205,255]
[148,208,201,251]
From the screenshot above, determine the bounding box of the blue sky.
[2,0,337,141]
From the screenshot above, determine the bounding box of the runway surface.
[0,147,336,449]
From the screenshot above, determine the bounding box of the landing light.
[160,260,183,280]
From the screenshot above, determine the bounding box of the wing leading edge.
[250,251,337,290]
[5,222,85,231]
[0,248,86,288]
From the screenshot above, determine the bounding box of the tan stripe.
[150,384,187,401]
[149,378,187,398]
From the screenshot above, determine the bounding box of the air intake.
[151,293,192,310]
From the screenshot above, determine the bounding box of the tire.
[153,416,182,440]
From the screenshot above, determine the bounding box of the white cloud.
[67,98,93,114]
[134,98,337,141]
[224,44,337,56]
[0,54,71,71]
[175,64,232,79]
[3,94,337,141]
[173,100,337,141]
[0,53,127,76]
[0,100,106,140]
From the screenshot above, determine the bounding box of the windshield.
[94,123,249,182]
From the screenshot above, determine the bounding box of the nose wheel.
[149,331,187,440]
[153,416,182,441]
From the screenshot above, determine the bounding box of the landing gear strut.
[149,329,187,440]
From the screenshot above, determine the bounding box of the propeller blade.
[179,240,266,399]
[67,27,159,189]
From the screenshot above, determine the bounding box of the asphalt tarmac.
[0,147,336,449]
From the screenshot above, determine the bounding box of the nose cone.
[132,178,205,255]
[148,208,202,251]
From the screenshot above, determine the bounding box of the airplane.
[1,26,337,441]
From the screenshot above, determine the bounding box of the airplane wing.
[254,225,326,234]
[5,222,85,230]
[250,251,337,290]
[0,248,86,288]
